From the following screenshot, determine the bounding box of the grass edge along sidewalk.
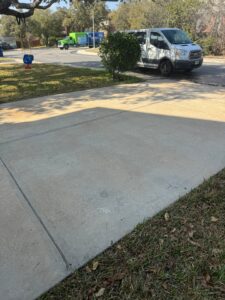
[0,64,143,104]
[40,168,225,300]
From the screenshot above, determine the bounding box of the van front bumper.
[173,58,203,70]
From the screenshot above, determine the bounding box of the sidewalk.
[1,80,225,300]
[204,56,225,64]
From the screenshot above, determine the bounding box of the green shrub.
[48,36,57,47]
[99,32,141,80]
[197,36,216,55]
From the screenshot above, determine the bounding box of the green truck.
[58,32,88,50]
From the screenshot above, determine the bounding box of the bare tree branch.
[0,0,60,19]
[0,0,115,20]
[0,7,34,18]
[37,0,60,10]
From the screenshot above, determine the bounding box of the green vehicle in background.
[58,32,88,50]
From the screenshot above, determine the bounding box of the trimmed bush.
[99,32,141,80]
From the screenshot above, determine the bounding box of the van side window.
[134,32,147,45]
[150,32,169,50]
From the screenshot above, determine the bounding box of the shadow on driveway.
[1,105,225,300]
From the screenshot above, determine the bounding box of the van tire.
[64,44,69,50]
[159,60,173,76]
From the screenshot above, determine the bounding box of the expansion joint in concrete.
[0,155,71,271]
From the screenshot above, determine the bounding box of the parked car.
[0,42,12,50]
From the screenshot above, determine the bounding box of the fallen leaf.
[188,230,194,238]
[162,282,168,290]
[95,287,105,298]
[147,267,158,274]
[159,239,164,246]
[205,273,211,283]
[211,216,218,222]
[171,228,176,233]
[164,212,170,221]
[188,238,201,247]
[92,261,99,271]
[113,272,126,281]
[85,266,92,273]
[212,248,222,255]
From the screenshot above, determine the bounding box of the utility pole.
[92,1,96,48]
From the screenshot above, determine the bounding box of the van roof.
[125,28,180,32]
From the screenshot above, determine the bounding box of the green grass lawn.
[0,64,141,104]
[0,57,15,63]
[39,169,225,300]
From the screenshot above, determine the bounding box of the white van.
[126,28,203,76]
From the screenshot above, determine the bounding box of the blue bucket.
[23,54,34,64]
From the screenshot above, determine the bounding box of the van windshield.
[161,29,192,44]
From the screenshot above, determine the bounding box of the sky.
[106,1,120,11]
[52,1,119,11]
[14,0,119,11]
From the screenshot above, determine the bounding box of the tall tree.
[110,0,201,37]
[62,0,109,32]
[110,3,131,30]
[166,0,201,38]
[0,15,29,47]
[196,0,225,53]
[29,9,64,45]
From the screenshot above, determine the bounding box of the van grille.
[189,50,202,59]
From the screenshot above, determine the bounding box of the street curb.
[76,49,99,56]
[204,57,225,63]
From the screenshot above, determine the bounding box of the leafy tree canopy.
[0,0,110,21]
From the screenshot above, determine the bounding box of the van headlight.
[175,49,188,59]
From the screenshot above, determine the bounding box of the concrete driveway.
[1,79,225,300]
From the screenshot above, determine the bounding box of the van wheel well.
[159,59,173,76]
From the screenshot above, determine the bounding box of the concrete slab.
[0,80,225,299]
[0,160,68,300]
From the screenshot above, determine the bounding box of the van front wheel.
[159,60,173,76]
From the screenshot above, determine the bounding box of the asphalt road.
[5,47,103,69]
[4,47,225,86]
